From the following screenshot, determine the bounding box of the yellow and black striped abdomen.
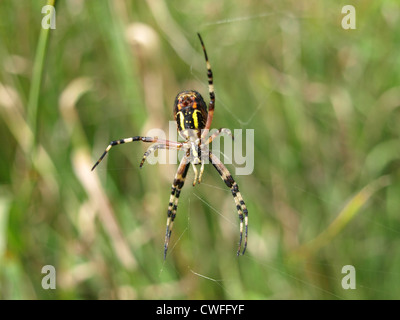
[174,90,208,132]
[175,108,206,131]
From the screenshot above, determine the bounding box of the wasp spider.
[92,34,248,259]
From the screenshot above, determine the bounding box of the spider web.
[158,178,349,299]
[156,10,306,297]
[155,9,400,300]
[159,173,397,300]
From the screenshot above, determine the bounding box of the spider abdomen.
[174,90,208,134]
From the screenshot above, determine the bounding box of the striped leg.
[209,152,248,256]
[164,156,190,259]
[197,33,216,138]
[139,143,183,168]
[91,136,182,171]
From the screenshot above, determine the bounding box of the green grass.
[1,0,400,299]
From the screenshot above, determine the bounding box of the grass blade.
[27,0,57,151]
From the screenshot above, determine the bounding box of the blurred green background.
[1,0,400,299]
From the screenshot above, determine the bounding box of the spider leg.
[91,136,182,171]
[164,156,190,259]
[139,143,183,168]
[197,33,215,138]
[209,152,248,256]
[191,163,199,186]
[205,128,234,145]
[198,161,205,184]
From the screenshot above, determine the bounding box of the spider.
[92,33,248,259]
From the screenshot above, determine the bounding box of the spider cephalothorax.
[92,34,248,259]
